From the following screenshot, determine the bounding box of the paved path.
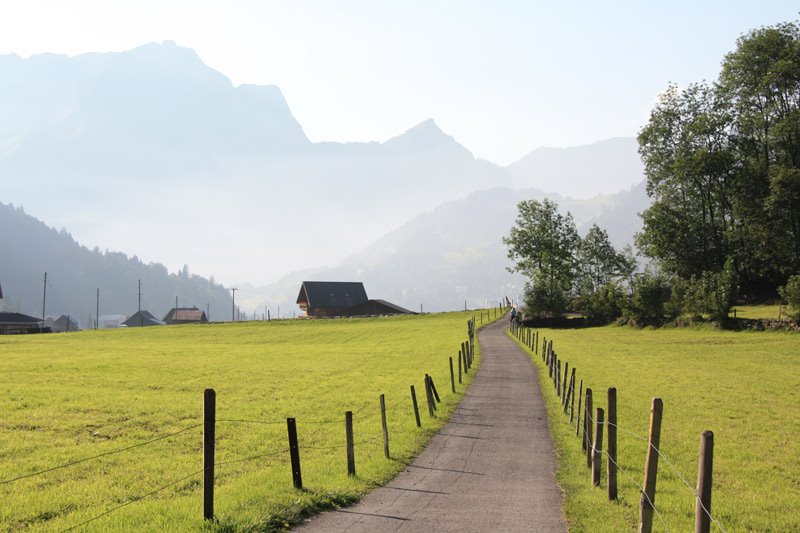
[294,319,566,532]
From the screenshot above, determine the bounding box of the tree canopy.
[638,21,800,300]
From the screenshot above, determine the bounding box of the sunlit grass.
[0,309,500,531]
[732,304,787,320]
[510,325,799,532]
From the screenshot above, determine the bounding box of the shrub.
[779,273,800,321]
[621,270,671,326]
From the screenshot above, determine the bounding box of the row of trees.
[506,20,800,325]
[503,198,635,323]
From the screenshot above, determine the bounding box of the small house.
[122,310,165,327]
[163,307,208,325]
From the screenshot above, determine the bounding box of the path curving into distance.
[294,318,566,532]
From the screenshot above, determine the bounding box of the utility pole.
[41,272,47,323]
[175,295,178,310]
[96,288,100,330]
[230,288,238,322]
[206,302,210,322]
[277,305,280,319]
[138,279,143,327]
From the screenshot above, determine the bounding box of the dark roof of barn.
[163,307,207,322]
[297,281,368,310]
[340,299,416,316]
[122,310,165,327]
[0,312,42,324]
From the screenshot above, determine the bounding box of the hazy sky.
[1,1,797,165]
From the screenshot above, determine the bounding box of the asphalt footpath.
[294,318,566,532]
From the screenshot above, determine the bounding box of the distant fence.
[510,322,725,533]
[1,307,506,529]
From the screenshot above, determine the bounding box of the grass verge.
[509,324,799,532]
[0,309,500,531]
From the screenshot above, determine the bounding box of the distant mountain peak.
[384,118,468,155]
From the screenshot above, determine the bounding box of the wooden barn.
[297,281,368,317]
[296,281,415,318]
[163,307,208,325]
[122,310,165,327]
[0,312,48,335]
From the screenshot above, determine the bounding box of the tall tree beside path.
[638,20,800,300]
[504,198,578,317]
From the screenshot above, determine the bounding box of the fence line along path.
[294,318,566,532]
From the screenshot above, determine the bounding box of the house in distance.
[122,310,165,327]
[163,307,208,325]
[296,281,415,318]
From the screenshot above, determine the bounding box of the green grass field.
[732,304,788,320]
[511,324,799,532]
[0,310,499,531]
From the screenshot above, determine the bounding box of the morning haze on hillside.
[0,2,794,323]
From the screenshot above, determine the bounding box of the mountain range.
[0,41,650,317]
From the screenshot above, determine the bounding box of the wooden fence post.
[695,431,714,533]
[592,408,604,486]
[424,376,436,417]
[576,379,583,436]
[639,398,663,533]
[429,375,441,403]
[584,388,593,462]
[203,388,215,521]
[449,357,456,393]
[608,387,618,500]
[562,362,569,406]
[458,351,463,383]
[410,385,421,427]
[345,411,356,477]
[287,417,302,489]
[380,394,390,459]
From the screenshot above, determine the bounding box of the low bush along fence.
[510,321,724,533]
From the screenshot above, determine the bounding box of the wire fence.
[1,310,503,530]
[510,322,725,533]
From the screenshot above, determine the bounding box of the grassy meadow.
[511,324,799,532]
[0,310,499,531]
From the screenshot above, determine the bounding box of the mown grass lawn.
[511,324,799,532]
[0,310,499,531]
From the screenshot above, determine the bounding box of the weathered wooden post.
[639,398,663,533]
[380,394,390,459]
[345,411,356,477]
[562,362,569,407]
[429,374,441,403]
[449,357,456,393]
[287,417,302,489]
[608,387,618,500]
[592,408,604,486]
[695,431,714,533]
[575,379,583,436]
[424,376,435,417]
[584,389,593,461]
[410,385,421,427]
[458,350,463,383]
[203,388,215,521]
[569,370,577,422]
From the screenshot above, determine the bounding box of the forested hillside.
[0,202,232,326]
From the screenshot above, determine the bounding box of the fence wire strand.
[0,423,203,485]
[603,449,670,532]
[215,449,288,467]
[61,469,204,532]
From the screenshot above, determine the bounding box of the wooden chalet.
[0,312,48,335]
[297,281,368,317]
[296,281,415,318]
[163,307,208,325]
[48,315,80,333]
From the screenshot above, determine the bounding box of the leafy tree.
[504,199,578,317]
[621,270,671,326]
[638,20,800,300]
[573,225,636,321]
